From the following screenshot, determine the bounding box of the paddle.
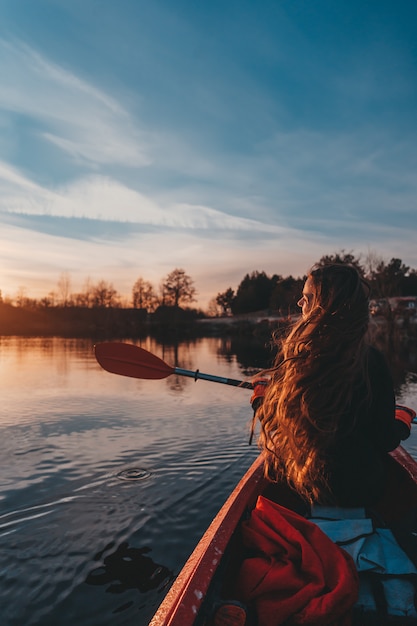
[94,342,254,389]
[95,342,417,424]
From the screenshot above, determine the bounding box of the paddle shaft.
[172,366,253,389]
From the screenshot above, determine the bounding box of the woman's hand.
[395,404,416,439]
[250,379,269,413]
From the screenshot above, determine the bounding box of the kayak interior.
[151,447,417,625]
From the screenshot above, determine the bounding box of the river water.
[0,335,417,626]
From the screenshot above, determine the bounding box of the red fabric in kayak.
[235,496,359,626]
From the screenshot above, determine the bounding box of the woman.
[252,263,412,507]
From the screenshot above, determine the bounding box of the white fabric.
[310,506,417,618]
[312,520,416,575]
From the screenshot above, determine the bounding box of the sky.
[0,0,416,309]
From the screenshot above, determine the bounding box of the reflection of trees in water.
[216,333,417,399]
[216,337,277,375]
[216,330,417,397]
[86,542,174,594]
[155,337,278,388]
[369,320,417,393]
[166,375,187,392]
[152,338,275,391]
[160,341,197,392]
[148,332,417,402]
[380,343,417,395]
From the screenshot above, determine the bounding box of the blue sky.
[1,0,416,308]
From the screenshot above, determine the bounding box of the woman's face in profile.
[297,277,314,318]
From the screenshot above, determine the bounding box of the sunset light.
[0,2,416,309]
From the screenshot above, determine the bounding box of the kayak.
[92,344,417,624]
[150,446,417,626]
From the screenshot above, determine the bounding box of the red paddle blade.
[94,342,174,380]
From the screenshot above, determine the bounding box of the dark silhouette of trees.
[2,252,417,331]
[368,258,410,298]
[57,272,72,306]
[315,252,416,298]
[91,281,120,307]
[316,250,364,275]
[212,251,417,318]
[160,268,196,307]
[231,271,279,314]
[70,278,94,307]
[132,278,157,312]
[216,288,235,315]
[270,276,304,314]
[214,272,303,316]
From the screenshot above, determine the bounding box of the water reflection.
[86,541,174,595]
[0,335,416,626]
[212,333,417,398]
[215,336,277,373]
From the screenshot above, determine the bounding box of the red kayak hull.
[150,446,417,625]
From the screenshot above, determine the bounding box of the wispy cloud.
[0,162,292,236]
[0,2,416,308]
[0,38,150,168]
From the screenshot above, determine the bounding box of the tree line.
[214,251,417,316]
[1,251,417,317]
[1,268,197,312]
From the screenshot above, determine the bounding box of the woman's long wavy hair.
[257,263,371,503]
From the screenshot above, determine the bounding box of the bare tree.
[72,278,94,307]
[207,297,223,317]
[132,277,158,311]
[15,287,28,307]
[82,277,94,307]
[91,280,120,307]
[73,292,88,307]
[363,249,384,281]
[161,268,196,307]
[57,272,72,306]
